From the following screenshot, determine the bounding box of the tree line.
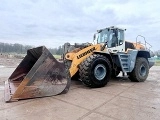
[0,42,63,55]
[150,50,160,57]
[0,42,160,57]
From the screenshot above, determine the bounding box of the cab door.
[107,29,125,53]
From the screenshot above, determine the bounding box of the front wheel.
[79,54,112,88]
[128,57,149,82]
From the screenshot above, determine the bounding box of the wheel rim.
[139,64,146,76]
[94,64,107,81]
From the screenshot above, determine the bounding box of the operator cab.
[94,26,126,53]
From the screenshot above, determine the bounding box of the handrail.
[136,35,152,50]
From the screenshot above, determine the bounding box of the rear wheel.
[128,57,149,82]
[79,54,111,87]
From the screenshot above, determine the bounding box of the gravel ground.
[0,57,160,120]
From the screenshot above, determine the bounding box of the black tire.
[64,59,71,70]
[111,69,120,78]
[128,57,149,82]
[64,59,79,80]
[79,54,111,88]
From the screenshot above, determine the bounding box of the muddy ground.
[0,56,160,120]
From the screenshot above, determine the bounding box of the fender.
[127,50,154,72]
[94,51,114,67]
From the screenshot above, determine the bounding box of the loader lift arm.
[65,44,102,77]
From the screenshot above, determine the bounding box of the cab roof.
[97,26,126,33]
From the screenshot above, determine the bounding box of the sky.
[0,0,160,50]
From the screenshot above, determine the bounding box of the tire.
[79,54,111,88]
[128,57,149,82]
[64,59,71,70]
[64,59,79,80]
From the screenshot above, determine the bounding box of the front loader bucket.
[4,46,71,102]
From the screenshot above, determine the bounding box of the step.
[118,53,130,72]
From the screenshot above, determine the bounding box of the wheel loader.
[4,26,155,102]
